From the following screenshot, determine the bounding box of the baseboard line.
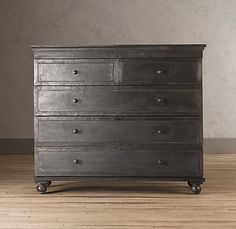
[0,138,235,154]
[203,138,236,154]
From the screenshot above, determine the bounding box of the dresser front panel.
[36,118,200,145]
[36,87,201,116]
[36,148,201,177]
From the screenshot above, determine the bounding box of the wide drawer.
[120,60,201,85]
[36,60,114,84]
[36,118,200,145]
[35,86,201,116]
[36,148,201,176]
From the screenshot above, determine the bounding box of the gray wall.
[0,0,236,139]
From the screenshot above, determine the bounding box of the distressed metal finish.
[36,86,201,116]
[36,148,200,177]
[36,59,114,85]
[120,60,201,85]
[33,45,206,194]
[36,118,200,144]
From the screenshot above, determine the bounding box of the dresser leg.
[190,184,201,194]
[187,179,204,194]
[36,182,47,194]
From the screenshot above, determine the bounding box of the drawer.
[36,60,114,84]
[36,148,201,177]
[120,60,201,85]
[36,86,201,116]
[36,118,200,145]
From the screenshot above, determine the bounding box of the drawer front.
[36,87,201,116]
[120,60,201,85]
[36,60,114,84]
[36,148,200,177]
[36,118,200,144]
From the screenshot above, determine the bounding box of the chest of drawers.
[33,45,206,194]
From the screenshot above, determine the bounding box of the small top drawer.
[35,59,114,85]
[119,60,201,85]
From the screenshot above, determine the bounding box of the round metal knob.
[157,129,164,134]
[73,129,81,134]
[157,160,164,165]
[156,97,165,103]
[73,69,79,75]
[73,159,80,164]
[157,69,164,75]
[73,98,82,103]
[73,98,78,103]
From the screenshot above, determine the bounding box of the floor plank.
[0,154,235,228]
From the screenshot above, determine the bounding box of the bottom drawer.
[36,148,201,177]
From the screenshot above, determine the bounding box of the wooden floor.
[0,154,236,228]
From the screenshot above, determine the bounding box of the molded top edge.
[31,44,206,49]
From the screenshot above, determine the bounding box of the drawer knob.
[73,69,79,75]
[73,98,78,103]
[73,98,82,103]
[73,129,82,134]
[155,97,166,103]
[73,159,80,164]
[157,129,164,134]
[157,160,164,165]
[156,69,166,75]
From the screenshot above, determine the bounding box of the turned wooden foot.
[36,183,47,194]
[190,184,201,194]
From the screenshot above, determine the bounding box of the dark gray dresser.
[33,45,206,194]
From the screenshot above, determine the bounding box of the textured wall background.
[0,0,236,138]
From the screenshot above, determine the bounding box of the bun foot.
[191,184,201,194]
[36,183,47,194]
